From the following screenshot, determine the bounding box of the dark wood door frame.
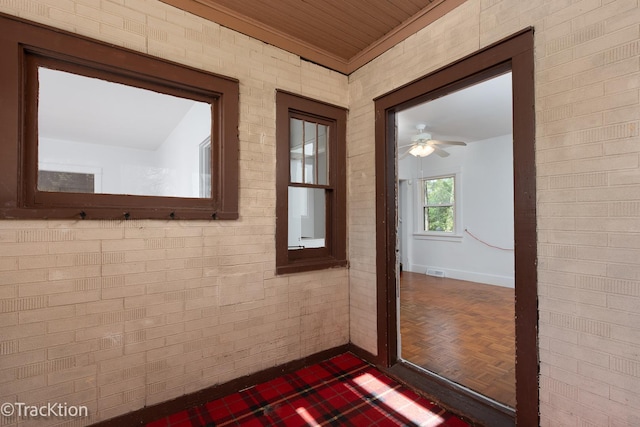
[373,29,538,426]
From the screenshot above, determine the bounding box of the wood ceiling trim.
[347,0,468,73]
[161,0,350,73]
[159,0,467,75]
[204,0,372,58]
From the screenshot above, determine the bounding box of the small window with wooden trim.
[275,91,347,274]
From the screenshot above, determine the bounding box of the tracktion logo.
[1,402,89,418]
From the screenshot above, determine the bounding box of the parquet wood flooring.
[399,272,516,408]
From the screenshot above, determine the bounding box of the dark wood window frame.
[275,91,347,275]
[0,13,239,220]
[374,29,537,426]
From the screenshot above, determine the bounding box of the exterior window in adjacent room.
[276,91,347,274]
[0,15,239,220]
[416,172,461,238]
[423,175,455,232]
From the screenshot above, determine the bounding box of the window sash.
[289,116,330,186]
[287,114,332,257]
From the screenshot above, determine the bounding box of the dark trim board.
[374,28,538,426]
[347,342,377,364]
[90,345,349,426]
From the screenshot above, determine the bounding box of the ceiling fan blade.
[398,146,413,160]
[398,143,416,149]
[431,145,450,157]
[429,140,466,146]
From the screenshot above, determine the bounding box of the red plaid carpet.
[147,353,469,426]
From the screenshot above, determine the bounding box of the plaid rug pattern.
[147,353,469,426]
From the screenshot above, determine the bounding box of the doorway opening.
[374,30,537,426]
[397,71,515,408]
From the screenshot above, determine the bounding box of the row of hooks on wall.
[77,211,218,220]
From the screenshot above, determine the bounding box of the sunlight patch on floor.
[353,372,446,426]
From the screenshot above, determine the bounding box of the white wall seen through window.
[37,68,212,198]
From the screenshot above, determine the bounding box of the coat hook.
[124,212,130,220]
[79,211,86,219]
[169,212,175,219]
[211,212,217,220]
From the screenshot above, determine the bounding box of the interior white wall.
[288,187,326,248]
[39,137,159,194]
[288,187,305,246]
[156,102,211,197]
[399,134,515,287]
[39,101,209,198]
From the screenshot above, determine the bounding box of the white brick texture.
[348,0,640,425]
[0,0,348,425]
[1,0,640,425]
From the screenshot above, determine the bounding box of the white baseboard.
[407,264,514,288]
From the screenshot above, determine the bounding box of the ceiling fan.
[399,124,466,159]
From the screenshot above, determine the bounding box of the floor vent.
[426,269,445,278]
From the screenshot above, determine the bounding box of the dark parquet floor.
[399,272,516,408]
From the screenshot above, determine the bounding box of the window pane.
[290,120,328,186]
[288,187,326,250]
[304,121,317,184]
[37,68,211,198]
[425,206,454,232]
[290,118,304,183]
[425,177,454,205]
[317,124,328,185]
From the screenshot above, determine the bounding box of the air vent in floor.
[426,269,445,278]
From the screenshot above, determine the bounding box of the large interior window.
[275,91,347,274]
[37,67,212,199]
[0,14,239,220]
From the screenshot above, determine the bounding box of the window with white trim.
[415,171,461,237]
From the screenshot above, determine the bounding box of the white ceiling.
[38,68,201,151]
[397,72,513,146]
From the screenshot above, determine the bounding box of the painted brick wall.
[2,0,640,425]
[348,0,640,425]
[0,0,349,425]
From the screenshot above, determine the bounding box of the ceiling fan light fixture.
[411,132,431,143]
[408,143,434,157]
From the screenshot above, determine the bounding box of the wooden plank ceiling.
[160,0,466,74]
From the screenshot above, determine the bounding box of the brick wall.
[0,0,349,425]
[2,0,640,425]
[348,0,640,425]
